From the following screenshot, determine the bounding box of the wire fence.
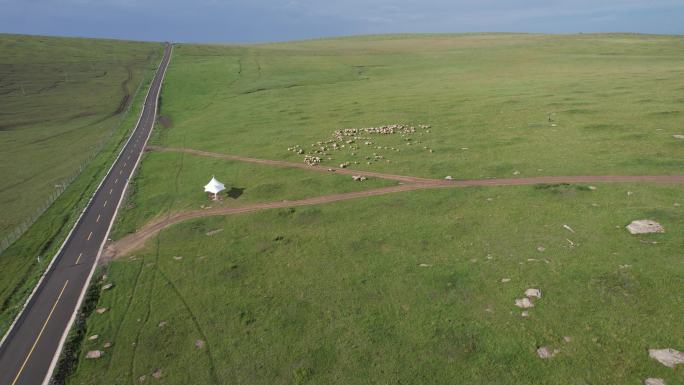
[0,70,150,256]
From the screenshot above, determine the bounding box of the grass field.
[0,35,163,336]
[0,33,161,241]
[71,183,683,385]
[156,33,684,179]
[51,33,684,384]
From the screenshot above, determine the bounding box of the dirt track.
[104,146,684,259]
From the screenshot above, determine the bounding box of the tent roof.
[204,176,226,194]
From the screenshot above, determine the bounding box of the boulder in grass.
[626,220,665,234]
[644,379,666,385]
[152,369,162,379]
[96,307,107,314]
[88,334,99,341]
[673,134,684,139]
[536,346,559,359]
[525,288,542,299]
[649,348,684,368]
[101,283,113,291]
[515,298,534,309]
[86,350,103,359]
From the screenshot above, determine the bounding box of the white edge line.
[40,44,173,385]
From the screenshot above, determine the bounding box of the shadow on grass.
[226,187,245,199]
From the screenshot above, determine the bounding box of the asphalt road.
[0,43,172,385]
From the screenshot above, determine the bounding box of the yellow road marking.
[96,214,101,223]
[87,232,93,240]
[103,200,107,207]
[75,253,83,264]
[11,280,69,385]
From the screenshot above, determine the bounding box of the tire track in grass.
[104,256,145,374]
[128,237,161,383]
[155,268,221,384]
[128,135,185,382]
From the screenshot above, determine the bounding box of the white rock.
[515,298,534,309]
[86,350,103,359]
[444,176,453,180]
[627,220,665,234]
[563,224,575,233]
[88,334,99,341]
[101,283,113,291]
[525,288,542,299]
[648,348,684,368]
[644,378,666,385]
[96,307,107,314]
[536,346,559,358]
[673,134,684,139]
[521,311,529,317]
[501,278,511,283]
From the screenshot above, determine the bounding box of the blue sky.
[2,0,683,43]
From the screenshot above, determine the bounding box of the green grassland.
[54,33,684,384]
[157,33,684,179]
[0,33,161,240]
[0,35,163,336]
[71,183,682,385]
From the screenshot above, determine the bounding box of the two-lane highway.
[0,43,172,385]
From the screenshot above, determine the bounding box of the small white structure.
[204,176,225,200]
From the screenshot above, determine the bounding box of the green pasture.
[0,33,161,240]
[70,183,683,385]
[157,33,684,179]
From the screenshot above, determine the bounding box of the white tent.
[204,176,225,199]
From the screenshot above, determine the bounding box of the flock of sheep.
[288,123,432,169]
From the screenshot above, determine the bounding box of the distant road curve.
[0,43,172,385]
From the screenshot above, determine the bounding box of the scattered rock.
[158,321,167,328]
[352,175,367,181]
[138,375,146,383]
[85,350,103,359]
[563,224,575,233]
[103,342,112,349]
[88,334,99,341]
[195,339,205,349]
[563,336,572,343]
[627,191,634,196]
[536,346,559,359]
[513,170,520,175]
[205,229,223,236]
[644,379,666,385]
[537,246,546,252]
[525,288,542,299]
[626,220,665,234]
[673,134,684,139]
[96,307,107,314]
[515,298,534,309]
[648,348,684,368]
[101,283,113,291]
[444,176,453,180]
[418,263,432,267]
[173,256,183,260]
[152,369,162,379]
[588,185,597,190]
[501,278,511,283]
[521,311,529,317]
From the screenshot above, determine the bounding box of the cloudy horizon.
[2,0,683,43]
